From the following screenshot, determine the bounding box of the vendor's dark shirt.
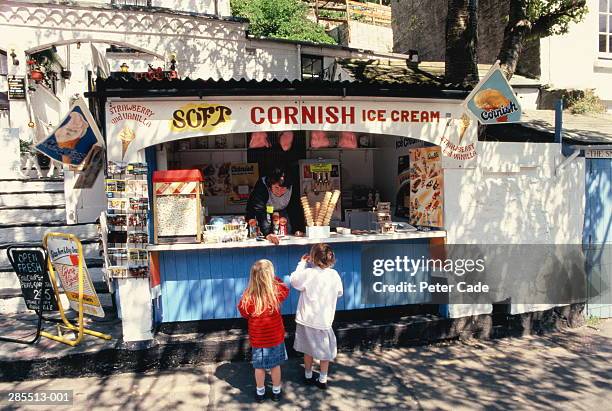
[246,178,304,235]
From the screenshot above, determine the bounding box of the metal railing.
[309,0,392,27]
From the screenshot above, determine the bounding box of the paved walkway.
[1,320,611,410]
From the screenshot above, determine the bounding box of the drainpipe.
[214,0,219,17]
[296,44,302,80]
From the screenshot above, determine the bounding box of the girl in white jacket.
[290,243,343,389]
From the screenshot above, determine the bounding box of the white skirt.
[294,324,337,361]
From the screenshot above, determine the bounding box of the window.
[301,55,324,80]
[599,0,612,55]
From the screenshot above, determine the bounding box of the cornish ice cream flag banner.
[35,97,104,165]
[464,62,522,125]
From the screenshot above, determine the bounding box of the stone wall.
[391,0,513,65]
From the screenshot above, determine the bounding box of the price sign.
[9,248,58,311]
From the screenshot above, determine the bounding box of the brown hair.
[310,243,335,269]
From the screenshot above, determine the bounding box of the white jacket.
[290,261,343,330]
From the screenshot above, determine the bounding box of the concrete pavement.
[1,319,610,410]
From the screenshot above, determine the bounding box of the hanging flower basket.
[30,69,44,81]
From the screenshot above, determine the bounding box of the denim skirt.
[251,341,288,369]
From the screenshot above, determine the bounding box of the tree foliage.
[522,0,588,39]
[498,0,588,79]
[231,0,336,44]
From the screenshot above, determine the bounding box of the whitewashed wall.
[540,0,612,110]
[346,21,394,53]
[444,142,585,316]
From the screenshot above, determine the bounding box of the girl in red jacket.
[238,259,289,403]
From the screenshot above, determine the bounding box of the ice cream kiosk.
[93,76,491,341]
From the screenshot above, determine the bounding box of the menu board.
[408,146,443,227]
[9,248,58,311]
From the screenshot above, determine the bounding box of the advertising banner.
[106,99,477,165]
[407,146,444,227]
[46,236,105,317]
[35,97,104,166]
[464,62,522,124]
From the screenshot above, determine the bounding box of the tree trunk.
[445,0,479,86]
[497,0,531,80]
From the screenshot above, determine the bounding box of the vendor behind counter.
[246,167,305,242]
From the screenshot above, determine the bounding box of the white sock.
[272,385,281,394]
[318,372,328,383]
[256,386,265,396]
[305,369,313,379]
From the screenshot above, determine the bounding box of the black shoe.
[255,392,266,403]
[314,379,328,390]
[271,391,282,402]
[304,374,317,385]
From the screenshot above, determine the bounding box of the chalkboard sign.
[8,248,58,311]
[8,77,26,100]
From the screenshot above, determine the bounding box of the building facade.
[391,0,611,110]
[0,0,407,223]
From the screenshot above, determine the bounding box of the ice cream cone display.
[119,126,136,159]
[322,190,341,226]
[313,201,321,225]
[300,195,315,227]
[316,191,333,226]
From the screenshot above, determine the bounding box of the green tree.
[231,0,337,44]
[498,0,588,79]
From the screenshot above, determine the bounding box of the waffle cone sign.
[464,62,522,125]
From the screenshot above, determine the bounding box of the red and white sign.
[106,98,477,165]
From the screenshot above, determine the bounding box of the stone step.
[0,240,100,268]
[0,222,98,244]
[0,191,65,207]
[0,206,66,225]
[0,179,64,193]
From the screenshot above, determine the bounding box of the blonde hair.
[240,259,281,316]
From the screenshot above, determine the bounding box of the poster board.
[407,146,444,227]
[228,163,259,205]
[46,236,105,317]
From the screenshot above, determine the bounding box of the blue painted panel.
[585,157,612,318]
[197,250,214,320]
[209,249,226,319]
[158,239,435,322]
[221,248,236,318]
[286,246,305,314]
